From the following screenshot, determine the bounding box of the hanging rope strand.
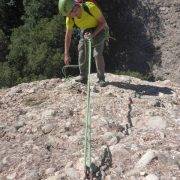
[61,28,115,179]
[84,38,92,178]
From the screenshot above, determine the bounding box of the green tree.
[22,0,58,27]
[0,0,23,34]
[0,29,8,62]
[0,0,24,88]
[0,29,11,88]
[8,15,65,85]
[0,62,19,88]
[1,0,65,88]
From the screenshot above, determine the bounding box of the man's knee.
[94,54,104,61]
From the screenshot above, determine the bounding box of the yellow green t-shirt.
[66,2,102,30]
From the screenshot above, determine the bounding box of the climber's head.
[59,0,81,17]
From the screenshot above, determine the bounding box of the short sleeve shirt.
[66,2,102,30]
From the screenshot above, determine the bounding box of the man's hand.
[64,54,71,65]
[84,32,93,40]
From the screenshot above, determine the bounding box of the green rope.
[61,28,115,177]
[84,38,92,169]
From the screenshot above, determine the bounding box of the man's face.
[69,4,80,17]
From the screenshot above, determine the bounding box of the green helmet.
[59,0,75,16]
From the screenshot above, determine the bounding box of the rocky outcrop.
[99,0,180,83]
[152,0,180,83]
[0,74,179,179]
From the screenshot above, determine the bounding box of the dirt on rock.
[0,73,179,179]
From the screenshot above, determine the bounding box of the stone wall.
[151,0,180,83]
[98,0,179,83]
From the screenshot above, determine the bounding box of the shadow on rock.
[98,0,163,76]
[107,81,174,96]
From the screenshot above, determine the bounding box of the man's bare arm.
[64,29,73,65]
[92,15,107,38]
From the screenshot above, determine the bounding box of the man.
[59,0,108,86]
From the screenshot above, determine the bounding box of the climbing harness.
[62,27,112,79]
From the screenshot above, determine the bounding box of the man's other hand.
[84,32,92,40]
[64,54,71,65]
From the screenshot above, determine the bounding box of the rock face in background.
[98,0,179,83]
[151,0,180,83]
[0,74,179,179]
